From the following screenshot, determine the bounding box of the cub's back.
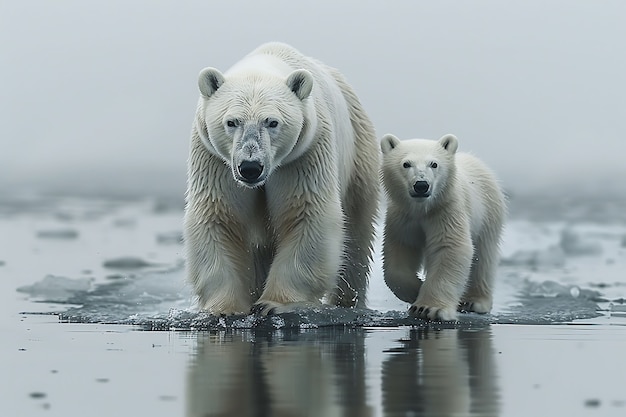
[455,153,505,236]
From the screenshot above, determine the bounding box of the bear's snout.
[412,181,430,197]
[238,160,264,183]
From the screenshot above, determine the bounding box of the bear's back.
[248,43,359,192]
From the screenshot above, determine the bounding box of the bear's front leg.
[253,186,344,315]
[184,210,255,315]
[409,230,473,321]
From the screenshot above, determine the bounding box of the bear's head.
[194,67,315,188]
[380,134,458,206]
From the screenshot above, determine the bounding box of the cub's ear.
[438,134,458,154]
[286,69,313,100]
[380,134,401,154]
[198,67,225,98]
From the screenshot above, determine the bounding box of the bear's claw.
[409,304,457,321]
[411,306,430,317]
[458,298,492,314]
[250,303,269,316]
[251,302,280,316]
[458,301,474,312]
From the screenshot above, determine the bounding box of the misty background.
[1,0,625,200]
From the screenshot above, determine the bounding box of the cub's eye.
[226,120,237,128]
[430,162,438,169]
[402,162,411,168]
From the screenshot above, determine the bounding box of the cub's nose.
[413,181,430,196]
[238,160,264,182]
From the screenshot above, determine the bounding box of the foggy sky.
[1,0,625,198]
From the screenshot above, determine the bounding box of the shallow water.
[8,316,626,417]
[2,194,626,416]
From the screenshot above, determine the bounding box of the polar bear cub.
[380,134,506,321]
[184,43,379,316]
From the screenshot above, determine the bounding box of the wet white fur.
[185,43,379,315]
[380,134,506,321]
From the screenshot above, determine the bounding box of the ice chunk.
[102,257,157,269]
[524,280,600,300]
[526,280,568,298]
[609,303,626,318]
[36,229,79,239]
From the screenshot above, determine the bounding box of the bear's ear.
[438,134,458,154]
[198,67,225,98]
[286,69,313,100]
[380,134,401,154]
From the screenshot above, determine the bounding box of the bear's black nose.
[238,160,264,181]
[413,181,430,196]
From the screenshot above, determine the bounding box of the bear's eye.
[268,120,278,128]
[402,162,411,169]
[430,162,438,169]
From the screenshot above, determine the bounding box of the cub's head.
[195,67,315,188]
[380,134,458,205]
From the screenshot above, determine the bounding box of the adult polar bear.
[185,43,379,315]
[381,134,506,321]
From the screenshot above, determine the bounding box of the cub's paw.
[458,297,492,314]
[408,303,457,321]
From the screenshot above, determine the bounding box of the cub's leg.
[382,231,424,304]
[410,231,473,321]
[460,235,498,313]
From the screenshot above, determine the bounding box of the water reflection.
[382,327,500,417]
[187,328,372,417]
[186,326,499,417]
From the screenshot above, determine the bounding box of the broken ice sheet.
[17,275,93,302]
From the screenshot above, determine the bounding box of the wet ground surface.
[2,194,626,416]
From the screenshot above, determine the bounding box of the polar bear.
[380,134,506,321]
[184,42,379,315]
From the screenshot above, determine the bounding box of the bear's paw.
[251,300,320,316]
[408,303,458,322]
